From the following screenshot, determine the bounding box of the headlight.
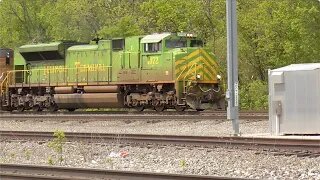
[196,74,201,79]
[217,75,222,80]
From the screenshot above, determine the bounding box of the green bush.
[240,80,268,110]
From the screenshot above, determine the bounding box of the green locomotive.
[0,32,223,112]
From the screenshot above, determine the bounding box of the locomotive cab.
[140,33,223,110]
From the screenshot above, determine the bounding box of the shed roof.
[272,63,320,72]
[141,33,171,43]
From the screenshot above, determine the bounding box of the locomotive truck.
[0,32,224,112]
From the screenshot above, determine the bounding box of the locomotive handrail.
[0,72,4,81]
[6,66,112,73]
[4,66,112,87]
[0,72,9,96]
[176,66,187,80]
[179,63,197,95]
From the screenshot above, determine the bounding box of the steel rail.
[1,131,319,153]
[0,110,268,114]
[0,163,239,180]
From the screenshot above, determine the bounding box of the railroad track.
[0,111,268,120]
[1,131,319,156]
[0,164,237,180]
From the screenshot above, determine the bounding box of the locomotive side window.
[144,42,162,52]
[112,39,125,51]
[190,40,203,47]
[165,40,187,48]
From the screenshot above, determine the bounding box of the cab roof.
[140,33,171,44]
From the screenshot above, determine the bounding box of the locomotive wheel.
[32,105,42,112]
[1,105,13,112]
[175,105,186,112]
[154,105,165,112]
[49,103,58,112]
[135,105,145,112]
[67,108,76,112]
[17,105,25,112]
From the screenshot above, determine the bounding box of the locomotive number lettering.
[43,64,106,76]
[147,57,159,65]
[44,65,65,75]
[79,64,105,72]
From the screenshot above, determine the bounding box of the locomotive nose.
[175,47,219,82]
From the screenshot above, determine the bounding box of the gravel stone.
[0,118,268,136]
[1,117,319,179]
[1,141,319,179]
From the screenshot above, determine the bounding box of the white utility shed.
[268,63,320,135]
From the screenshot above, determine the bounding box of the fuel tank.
[84,86,118,93]
[54,87,74,94]
[54,93,124,109]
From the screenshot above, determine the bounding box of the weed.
[48,156,54,165]
[179,159,187,169]
[24,149,31,160]
[48,130,66,165]
[105,157,114,168]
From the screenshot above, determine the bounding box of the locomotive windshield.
[165,39,203,48]
[190,40,203,47]
[165,39,187,48]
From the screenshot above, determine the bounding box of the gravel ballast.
[1,141,319,179]
[0,118,267,136]
[1,117,319,179]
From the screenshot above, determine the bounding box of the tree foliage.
[238,0,320,82]
[0,0,319,109]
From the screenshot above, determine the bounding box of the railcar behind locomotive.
[0,32,224,112]
[0,49,13,83]
[0,48,14,108]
